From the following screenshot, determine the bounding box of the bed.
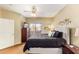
[23,31,66,54]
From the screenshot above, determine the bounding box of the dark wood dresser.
[62,44,79,54]
[21,27,27,43]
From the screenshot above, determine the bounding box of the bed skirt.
[25,48,62,54]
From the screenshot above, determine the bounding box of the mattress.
[25,48,62,54]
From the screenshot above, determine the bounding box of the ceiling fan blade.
[24,6,37,14]
[24,11,32,12]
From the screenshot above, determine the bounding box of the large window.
[29,23,42,32]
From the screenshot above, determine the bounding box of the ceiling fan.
[24,6,37,16]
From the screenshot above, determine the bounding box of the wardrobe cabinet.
[21,28,27,42]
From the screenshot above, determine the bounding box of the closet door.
[0,18,14,49]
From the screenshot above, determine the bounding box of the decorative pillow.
[51,32,55,37]
[53,31,63,38]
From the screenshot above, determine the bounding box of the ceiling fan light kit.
[31,6,37,17]
[31,13,36,17]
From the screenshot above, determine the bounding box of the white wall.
[53,5,79,47]
[0,18,14,49]
[0,8,26,45]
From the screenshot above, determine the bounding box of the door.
[0,18,14,49]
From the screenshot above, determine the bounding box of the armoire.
[21,23,30,43]
[21,27,27,42]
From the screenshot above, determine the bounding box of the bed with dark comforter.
[23,31,66,52]
[23,38,66,52]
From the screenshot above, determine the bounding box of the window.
[29,23,42,32]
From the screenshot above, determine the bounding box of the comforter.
[23,38,66,52]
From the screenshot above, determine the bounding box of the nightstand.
[62,44,79,54]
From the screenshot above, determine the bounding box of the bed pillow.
[53,31,63,38]
[51,32,55,37]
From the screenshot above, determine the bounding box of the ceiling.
[0,4,66,17]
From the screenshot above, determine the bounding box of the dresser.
[21,27,27,42]
[63,44,79,54]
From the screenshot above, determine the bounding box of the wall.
[26,17,54,33]
[53,5,79,47]
[0,8,26,45]
[26,17,53,24]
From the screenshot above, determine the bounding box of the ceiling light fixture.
[24,5,37,17]
[31,13,36,17]
[31,6,37,17]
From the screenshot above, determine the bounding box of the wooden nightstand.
[62,44,79,54]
